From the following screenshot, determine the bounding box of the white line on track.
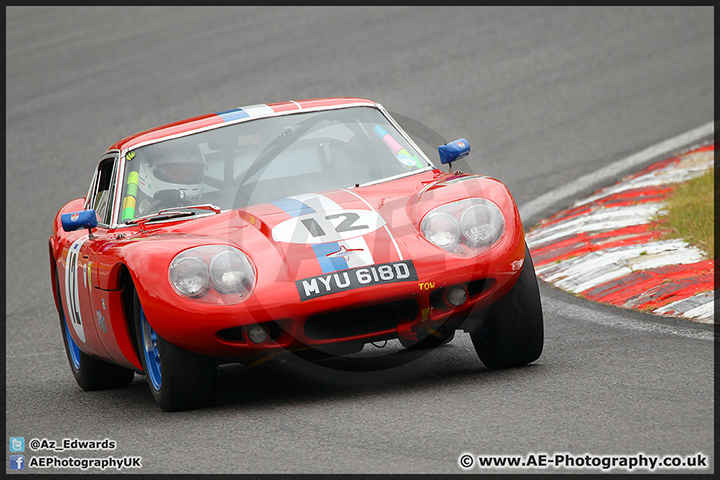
[544,296,714,342]
[519,121,714,222]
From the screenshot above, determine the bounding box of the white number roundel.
[64,237,88,342]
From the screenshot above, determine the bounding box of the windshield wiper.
[159,204,222,215]
[124,204,222,225]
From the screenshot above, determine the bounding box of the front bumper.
[139,239,526,361]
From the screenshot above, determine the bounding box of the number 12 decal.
[300,212,369,238]
[273,210,386,244]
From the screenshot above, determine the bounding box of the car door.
[61,154,119,358]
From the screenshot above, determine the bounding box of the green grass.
[654,168,714,259]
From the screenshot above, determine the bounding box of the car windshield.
[117,106,431,223]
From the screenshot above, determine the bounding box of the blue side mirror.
[61,210,98,235]
[438,138,470,165]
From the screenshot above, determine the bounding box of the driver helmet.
[137,143,205,201]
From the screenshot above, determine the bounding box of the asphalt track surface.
[5,7,715,475]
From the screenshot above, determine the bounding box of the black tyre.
[55,270,134,390]
[470,245,543,369]
[399,327,455,350]
[133,287,217,411]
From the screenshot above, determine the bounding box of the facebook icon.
[10,455,25,470]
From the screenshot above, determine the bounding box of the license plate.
[296,260,418,301]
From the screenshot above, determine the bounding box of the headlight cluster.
[169,245,256,304]
[421,198,505,256]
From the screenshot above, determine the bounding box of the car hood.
[149,170,515,283]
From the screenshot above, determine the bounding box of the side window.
[87,156,117,225]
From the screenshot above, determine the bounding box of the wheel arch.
[49,240,61,315]
[118,264,144,372]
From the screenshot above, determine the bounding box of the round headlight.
[460,200,504,247]
[169,256,209,297]
[421,212,461,250]
[210,249,255,296]
[168,245,257,303]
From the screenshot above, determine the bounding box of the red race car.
[50,97,543,411]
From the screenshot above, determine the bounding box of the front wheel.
[133,287,217,411]
[470,244,543,369]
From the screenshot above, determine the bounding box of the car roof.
[109,97,377,152]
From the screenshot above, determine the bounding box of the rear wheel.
[470,245,543,369]
[55,270,134,390]
[133,287,217,411]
